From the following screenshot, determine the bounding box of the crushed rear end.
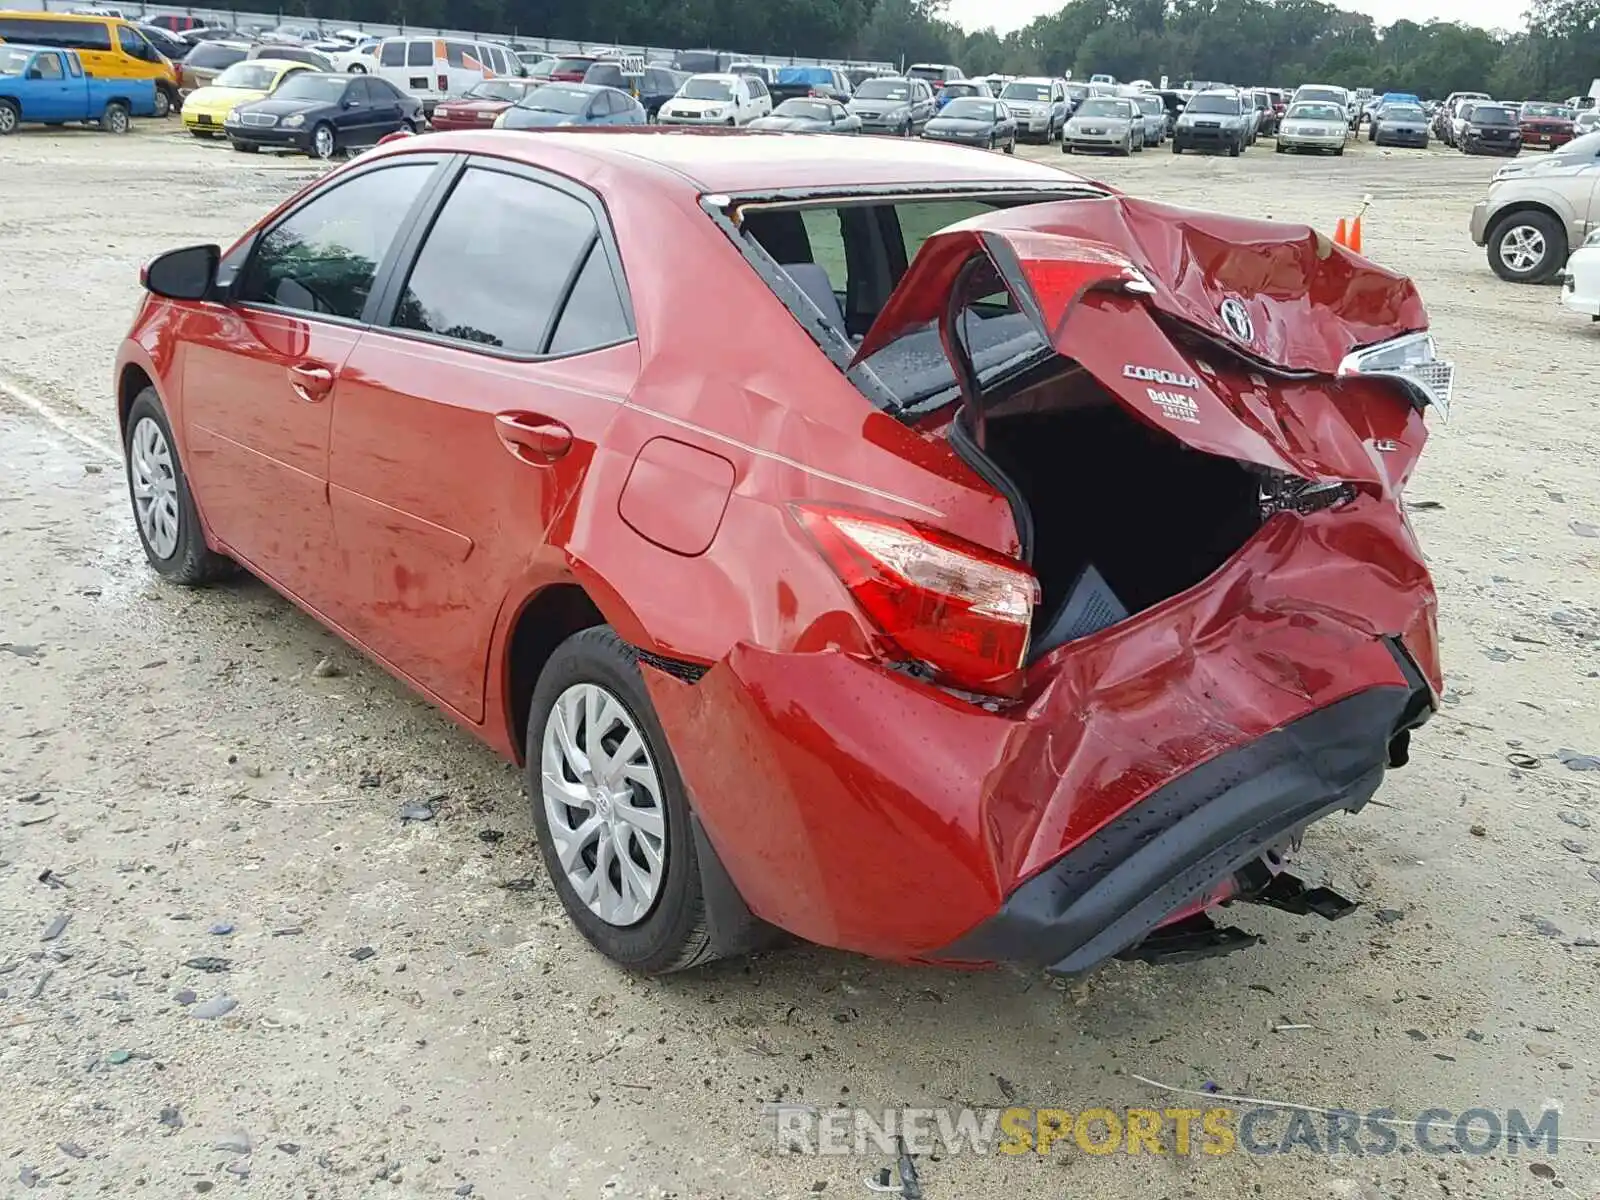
[652,194,1448,974]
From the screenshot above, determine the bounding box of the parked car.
[517,53,556,78]
[1062,94,1141,155]
[543,53,600,82]
[1459,102,1521,156]
[1577,110,1600,136]
[906,61,965,93]
[581,59,641,100]
[497,82,645,129]
[1519,101,1576,150]
[657,72,767,126]
[727,60,772,86]
[1155,88,1186,133]
[997,76,1065,143]
[430,77,542,131]
[1172,88,1251,155]
[770,64,852,105]
[748,96,860,134]
[1470,130,1600,281]
[934,79,985,109]
[1448,99,1482,146]
[175,39,248,96]
[117,133,1446,978]
[1371,101,1429,148]
[846,75,934,136]
[1275,100,1348,154]
[920,94,1014,150]
[638,65,685,119]
[328,36,381,74]
[145,12,206,32]
[248,44,334,73]
[182,58,309,137]
[1249,88,1274,136]
[1134,92,1166,145]
[0,9,179,115]
[1559,226,1600,321]
[225,71,421,157]
[0,43,155,133]
[137,23,190,62]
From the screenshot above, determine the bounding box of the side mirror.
[141,244,221,301]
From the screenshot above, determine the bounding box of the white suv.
[657,73,770,125]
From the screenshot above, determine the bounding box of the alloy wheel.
[1500,225,1546,273]
[0,105,18,135]
[109,106,129,133]
[313,124,335,159]
[540,682,667,928]
[129,416,181,560]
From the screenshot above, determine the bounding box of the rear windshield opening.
[734,194,1079,409]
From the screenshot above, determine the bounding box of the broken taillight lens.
[1258,471,1357,518]
[793,504,1039,695]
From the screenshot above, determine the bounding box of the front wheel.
[0,98,22,136]
[347,63,367,73]
[1228,136,1240,157]
[1004,135,1014,155]
[1487,211,1565,283]
[231,139,258,153]
[123,389,235,585]
[1170,139,1181,154]
[400,119,416,133]
[526,628,728,974]
[309,121,336,159]
[1118,135,1131,156]
[100,100,130,134]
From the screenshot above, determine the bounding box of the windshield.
[214,62,281,89]
[1076,98,1125,118]
[1000,82,1051,102]
[773,99,832,119]
[465,79,528,102]
[1521,102,1572,119]
[1066,84,1087,100]
[1139,96,1162,115]
[0,47,32,75]
[942,98,995,119]
[855,79,910,101]
[550,57,595,74]
[907,66,950,81]
[1287,103,1342,121]
[1472,105,1513,125]
[941,82,982,98]
[1296,87,1344,105]
[681,77,733,101]
[518,85,591,113]
[272,73,346,102]
[1186,94,1238,114]
[1384,104,1425,120]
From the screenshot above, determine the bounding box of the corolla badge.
[1218,296,1254,343]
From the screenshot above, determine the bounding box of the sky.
[944,0,1521,35]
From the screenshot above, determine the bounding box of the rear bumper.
[643,499,1440,967]
[934,645,1430,974]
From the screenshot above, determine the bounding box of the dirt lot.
[1,121,1598,1200]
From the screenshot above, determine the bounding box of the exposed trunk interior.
[971,365,1264,656]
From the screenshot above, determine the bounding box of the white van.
[374,35,522,114]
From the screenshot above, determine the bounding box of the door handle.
[286,362,334,403]
[495,412,573,464]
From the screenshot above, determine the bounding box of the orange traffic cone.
[1333,217,1348,247]
[1348,214,1363,253]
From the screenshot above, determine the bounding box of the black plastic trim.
[933,679,1428,975]
[636,649,709,684]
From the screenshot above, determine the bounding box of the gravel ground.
[1,121,1598,1199]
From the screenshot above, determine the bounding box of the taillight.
[792,504,1038,695]
[437,73,448,92]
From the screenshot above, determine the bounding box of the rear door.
[325,158,637,719]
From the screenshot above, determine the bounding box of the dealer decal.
[1148,389,1200,423]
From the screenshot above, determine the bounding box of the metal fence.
[8,0,895,69]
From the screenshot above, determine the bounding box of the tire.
[152,87,171,119]
[525,627,729,974]
[901,122,911,137]
[123,389,235,585]
[309,121,336,159]
[1117,134,1131,156]
[1487,211,1566,284]
[1170,139,1181,154]
[1004,136,1014,154]
[401,119,416,133]
[100,101,130,134]
[985,134,994,150]
[231,139,258,153]
[347,63,367,74]
[1334,145,1344,156]
[1,99,22,135]
[1275,140,1285,153]
[1227,136,1240,157]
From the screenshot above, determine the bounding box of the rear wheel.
[152,87,171,119]
[1487,211,1565,283]
[0,99,20,136]
[101,101,130,134]
[526,628,727,974]
[401,118,416,133]
[347,63,367,73]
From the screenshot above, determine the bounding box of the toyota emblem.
[1218,297,1254,344]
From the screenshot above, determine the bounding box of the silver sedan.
[1275,101,1348,155]
[1063,96,1141,155]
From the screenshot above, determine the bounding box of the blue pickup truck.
[0,45,157,135]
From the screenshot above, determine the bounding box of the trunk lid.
[850,194,1436,488]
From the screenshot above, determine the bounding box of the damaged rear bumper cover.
[933,641,1433,975]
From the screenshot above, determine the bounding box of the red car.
[1518,100,1577,149]
[116,132,1449,978]
[430,79,543,131]
[545,54,599,83]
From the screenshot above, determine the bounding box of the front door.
[179,158,439,602]
[25,51,75,120]
[326,159,638,720]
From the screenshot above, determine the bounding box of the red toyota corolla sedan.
[429,79,542,132]
[116,131,1449,977]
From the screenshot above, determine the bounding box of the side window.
[391,168,596,354]
[65,53,82,77]
[444,41,472,69]
[348,77,371,104]
[237,164,433,321]
[379,40,405,67]
[798,209,846,293]
[406,40,431,68]
[116,24,147,59]
[547,243,631,355]
[35,53,64,80]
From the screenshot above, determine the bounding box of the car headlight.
[1337,331,1454,420]
[281,114,305,128]
[224,109,240,125]
[704,106,724,118]
[493,112,506,128]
